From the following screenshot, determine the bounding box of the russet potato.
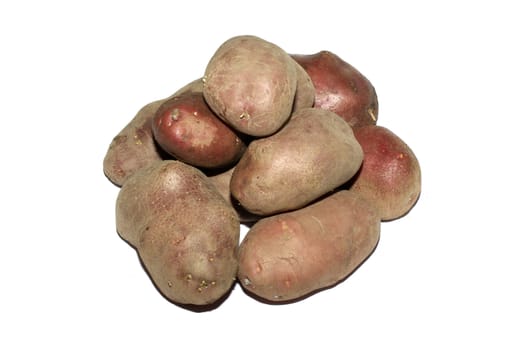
[203,35,297,137]
[230,107,363,216]
[115,160,240,305]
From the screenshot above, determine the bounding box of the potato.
[115,160,240,305]
[291,60,315,112]
[230,107,363,216]
[348,125,421,221]
[152,84,246,169]
[102,99,167,187]
[237,190,380,302]
[103,79,201,186]
[208,166,261,223]
[203,35,297,137]
[292,51,379,128]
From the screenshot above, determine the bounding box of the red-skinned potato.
[103,79,201,186]
[292,51,379,127]
[152,81,246,169]
[348,125,421,221]
[203,35,297,137]
[237,190,380,302]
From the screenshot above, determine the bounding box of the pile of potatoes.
[103,35,421,307]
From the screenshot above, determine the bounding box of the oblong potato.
[203,35,297,137]
[230,107,364,216]
[115,160,240,306]
[237,190,381,302]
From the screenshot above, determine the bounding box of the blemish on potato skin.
[368,107,377,122]
[133,134,143,145]
[169,108,180,122]
[196,280,215,293]
[133,127,148,145]
[255,262,263,273]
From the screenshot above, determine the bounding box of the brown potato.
[208,166,261,223]
[348,125,421,221]
[102,99,167,187]
[292,51,379,127]
[152,86,246,169]
[115,160,240,306]
[230,107,363,216]
[237,190,381,302]
[292,60,315,112]
[203,35,297,137]
[103,79,201,186]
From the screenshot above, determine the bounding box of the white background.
[1,1,522,349]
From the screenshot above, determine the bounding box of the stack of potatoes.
[103,35,421,307]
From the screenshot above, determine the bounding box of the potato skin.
[103,79,202,186]
[230,107,364,216]
[115,160,240,305]
[291,60,315,112]
[237,190,380,302]
[292,51,379,128]
[102,98,167,187]
[152,87,246,168]
[349,125,421,221]
[208,166,261,223]
[203,35,297,137]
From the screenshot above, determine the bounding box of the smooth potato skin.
[103,79,202,186]
[152,89,246,168]
[230,107,364,216]
[292,51,379,128]
[292,60,315,112]
[238,190,380,302]
[208,166,261,223]
[115,160,240,305]
[349,125,421,221]
[203,35,297,136]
